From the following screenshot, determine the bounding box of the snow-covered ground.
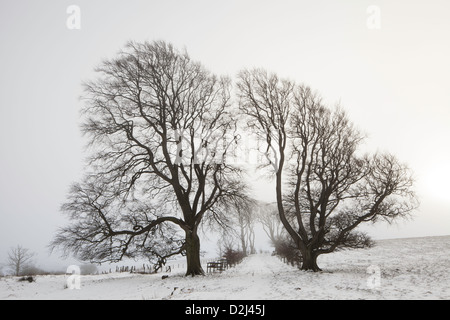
[1,235,449,300]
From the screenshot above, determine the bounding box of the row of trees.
[51,40,418,276]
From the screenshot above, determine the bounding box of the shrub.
[18,276,35,283]
[274,237,302,267]
[223,248,245,267]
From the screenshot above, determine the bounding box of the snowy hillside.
[1,235,449,300]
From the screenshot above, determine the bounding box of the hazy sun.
[421,165,450,203]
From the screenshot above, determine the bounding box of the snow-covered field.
[1,235,449,300]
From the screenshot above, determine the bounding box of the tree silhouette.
[6,245,35,276]
[237,69,418,271]
[52,41,246,276]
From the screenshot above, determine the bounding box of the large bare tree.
[52,41,246,276]
[237,69,418,271]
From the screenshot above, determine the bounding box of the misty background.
[1,0,449,272]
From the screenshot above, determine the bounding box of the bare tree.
[52,41,246,276]
[256,201,286,247]
[212,194,257,256]
[233,197,257,256]
[6,245,35,276]
[237,69,418,271]
[216,230,238,258]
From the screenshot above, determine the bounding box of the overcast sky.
[1,0,449,271]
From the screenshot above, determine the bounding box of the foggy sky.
[1,0,449,271]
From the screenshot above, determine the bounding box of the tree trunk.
[301,249,321,272]
[240,224,248,256]
[184,230,205,276]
